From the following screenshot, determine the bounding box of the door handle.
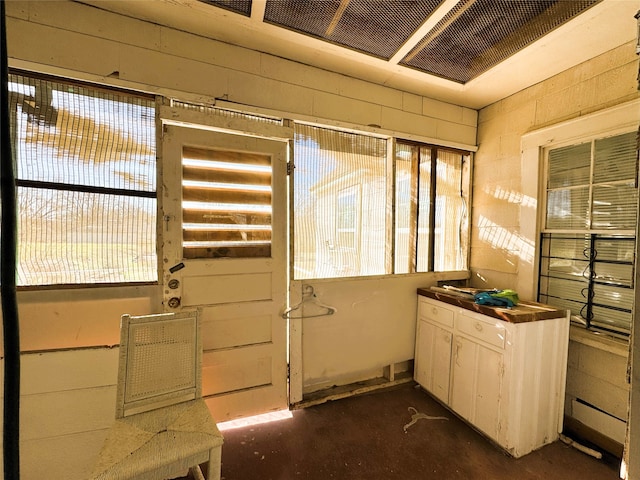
[454,341,462,367]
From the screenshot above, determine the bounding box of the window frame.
[518,99,640,306]
[538,129,638,338]
[394,139,471,275]
[9,69,159,289]
[291,122,472,281]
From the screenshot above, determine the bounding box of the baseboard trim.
[563,415,624,459]
[292,372,414,409]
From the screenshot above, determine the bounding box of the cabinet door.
[450,336,476,421]
[415,319,452,404]
[473,345,503,439]
[451,336,503,439]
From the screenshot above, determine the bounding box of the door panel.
[182,272,272,305]
[162,124,288,421]
[474,346,503,439]
[451,336,476,422]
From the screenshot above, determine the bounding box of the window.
[394,141,469,274]
[293,124,387,278]
[181,145,272,259]
[538,131,637,336]
[9,72,157,286]
[293,123,470,280]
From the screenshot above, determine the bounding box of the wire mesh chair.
[90,311,223,480]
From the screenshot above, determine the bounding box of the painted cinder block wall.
[1,0,639,478]
[471,40,640,448]
[3,1,475,478]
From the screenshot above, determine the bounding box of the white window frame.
[521,99,640,330]
[291,122,472,280]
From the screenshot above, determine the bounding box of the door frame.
[158,101,302,410]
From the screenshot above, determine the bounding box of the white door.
[162,124,289,421]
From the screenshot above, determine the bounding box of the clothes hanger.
[282,285,337,319]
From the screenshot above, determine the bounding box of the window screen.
[293,124,387,279]
[293,124,470,280]
[9,72,157,286]
[395,141,468,274]
[539,131,637,336]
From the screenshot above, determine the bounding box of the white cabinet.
[414,294,570,458]
[415,320,452,404]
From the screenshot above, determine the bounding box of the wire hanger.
[282,285,337,319]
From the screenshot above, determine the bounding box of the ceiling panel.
[200,0,603,83]
[74,0,638,109]
[200,0,252,16]
[400,0,601,83]
[262,0,442,60]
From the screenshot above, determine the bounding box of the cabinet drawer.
[458,314,506,349]
[419,299,454,328]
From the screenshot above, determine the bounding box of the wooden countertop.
[417,288,567,323]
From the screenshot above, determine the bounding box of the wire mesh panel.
[293,123,388,279]
[121,313,199,415]
[8,71,157,286]
[264,0,441,60]
[401,0,600,83]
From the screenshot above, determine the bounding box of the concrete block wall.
[6,1,477,149]
[472,40,640,450]
[2,2,479,477]
[472,40,639,296]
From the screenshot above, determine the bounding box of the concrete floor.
[217,382,620,480]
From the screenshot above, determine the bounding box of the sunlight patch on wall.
[477,215,535,265]
[483,185,536,209]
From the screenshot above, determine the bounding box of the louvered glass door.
[181,146,273,259]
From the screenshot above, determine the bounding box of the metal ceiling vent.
[263,0,442,59]
[199,0,252,16]
[200,0,602,84]
[401,0,601,83]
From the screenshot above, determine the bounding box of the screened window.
[395,141,469,274]
[293,124,470,279]
[539,131,637,336]
[294,124,387,278]
[9,72,157,286]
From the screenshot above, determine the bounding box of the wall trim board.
[214,99,479,152]
[569,325,629,358]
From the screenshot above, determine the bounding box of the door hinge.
[287,161,294,175]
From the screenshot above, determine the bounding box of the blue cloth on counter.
[474,289,518,308]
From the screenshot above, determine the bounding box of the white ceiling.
[78,0,638,109]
